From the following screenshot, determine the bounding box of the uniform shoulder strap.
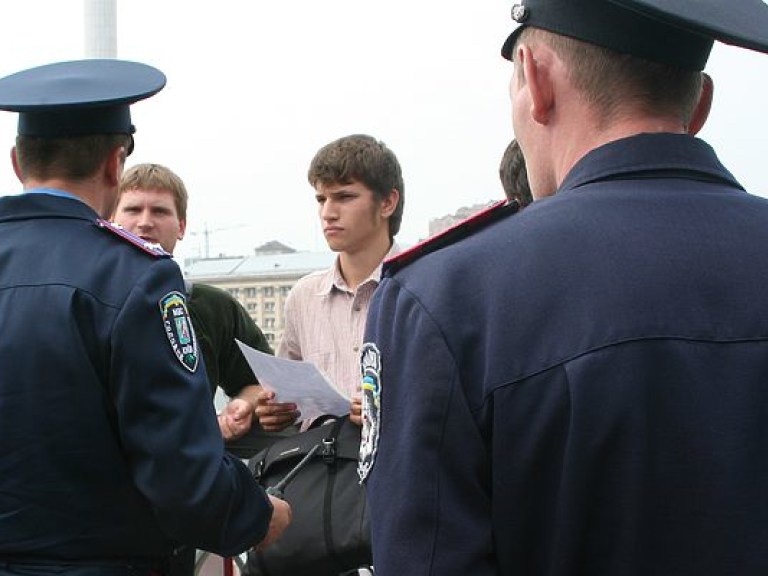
[96,219,171,258]
[384,200,519,276]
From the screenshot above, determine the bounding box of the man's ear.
[686,73,713,136]
[10,146,23,183]
[518,43,555,125]
[380,188,400,218]
[104,145,126,187]
[178,218,187,240]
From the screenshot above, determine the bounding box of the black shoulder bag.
[244,416,372,576]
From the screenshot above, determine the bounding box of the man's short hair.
[308,134,405,238]
[119,163,188,221]
[14,134,132,182]
[499,139,533,208]
[519,28,704,127]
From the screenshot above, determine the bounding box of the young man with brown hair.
[255,133,404,429]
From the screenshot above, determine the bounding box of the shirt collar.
[24,187,88,203]
[317,242,401,296]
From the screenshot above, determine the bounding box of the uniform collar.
[558,133,743,195]
[0,189,98,224]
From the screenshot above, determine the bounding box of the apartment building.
[183,241,335,347]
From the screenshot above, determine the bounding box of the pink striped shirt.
[277,245,399,402]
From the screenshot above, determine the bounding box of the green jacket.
[187,281,272,397]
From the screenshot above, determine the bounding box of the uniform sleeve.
[109,259,272,556]
[363,278,497,576]
[276,287,302,361]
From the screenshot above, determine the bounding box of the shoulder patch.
[358,342,382,484]
[384,199,519,276]
[96,219,171,258]
[159,291,199,372]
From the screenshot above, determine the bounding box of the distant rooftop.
[184,250,335,280]
[254,240,296,256]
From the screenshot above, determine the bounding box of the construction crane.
[188,223,247,259]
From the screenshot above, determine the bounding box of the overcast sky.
[0,1,767,264]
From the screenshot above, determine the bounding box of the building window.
[245,287,258,298]
[227,288,240,298]
[264,302,275,313]
[247,303,257,311]
[263,286,275,297]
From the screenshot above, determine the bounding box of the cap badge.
[512,2,529,23]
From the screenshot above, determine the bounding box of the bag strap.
[264,443,322,499]
[318,416,348,463]
[319,415,372,573]
[260,416,350,498]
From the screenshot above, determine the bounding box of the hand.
[218,398,254,441]
[255,495,292,550]
[349,394,362,426]
[255,389,300,432]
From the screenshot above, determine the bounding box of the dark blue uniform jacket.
[364,133,768,575]
[0,193,271,563]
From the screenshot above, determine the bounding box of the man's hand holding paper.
[237,340,352,431]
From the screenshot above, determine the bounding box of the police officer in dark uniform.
[359,1,768,575]
[0,59,290,575]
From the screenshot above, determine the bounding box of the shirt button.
[353,305,362,312]
[353,346,359,352]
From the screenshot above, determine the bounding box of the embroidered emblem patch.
[358,342,382,483]
[159,291,198,372]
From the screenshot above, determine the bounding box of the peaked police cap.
[501,0,768,71]
[0,59,166,138]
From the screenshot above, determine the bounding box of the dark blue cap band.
[18,105,135,137]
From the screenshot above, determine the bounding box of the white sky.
[0,1,767,264]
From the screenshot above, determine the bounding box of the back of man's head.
[502,0,768,126]
[14,134,132,183]
[0,59,165,185]
[308,134,405,238]
[526,28,703,127]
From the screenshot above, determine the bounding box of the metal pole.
[84,0,117,58]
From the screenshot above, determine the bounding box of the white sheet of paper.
[236,339,351,422]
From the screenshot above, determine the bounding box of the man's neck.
[24,176,110,218]
[337,234,393,291]
[552,109,687,194]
